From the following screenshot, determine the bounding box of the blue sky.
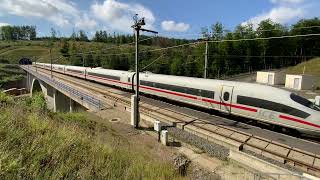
[0,0,319,38]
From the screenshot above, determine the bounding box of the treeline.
[92,30,191,47]
[64,18,320,79]
[0,25,36,40]
[198,18,320,77]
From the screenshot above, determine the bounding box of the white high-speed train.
[33,62,320,136]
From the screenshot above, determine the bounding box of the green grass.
[286,57,320,87]
[286,58,320,76]
[0,64,25,88]
[0,92,182,179]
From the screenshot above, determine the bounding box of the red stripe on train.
[279,115,320,129]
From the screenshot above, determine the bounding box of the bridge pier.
[53,89,84,112]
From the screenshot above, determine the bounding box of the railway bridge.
[23,65,101,112]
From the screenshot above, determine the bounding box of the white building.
[256,71,285,85]
[315,96,320,106]
[285,74,315,90]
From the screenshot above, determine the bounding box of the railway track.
[26,66,320,177]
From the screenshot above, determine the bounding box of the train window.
[185,88,199,96]
[200,90,215,98]
[172,85,186,94]
[68,69,82,73]
[223,92,230,101]
[290,93,320,112]
[141,80,153,87]
[88,72,120,81]
[139,80,215,98]
[237,95,310,118]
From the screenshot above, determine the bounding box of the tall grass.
[0,93,182,179]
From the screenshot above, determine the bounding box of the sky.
[0,0,319,38]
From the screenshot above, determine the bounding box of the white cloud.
[242,7,304,28]
[0,22,10,27]
[75,14,97,30]
[0,0,96,29]
[270,0,305,4]
[91,0,155,33]
[161,20,190,32]
[242,0,309,29]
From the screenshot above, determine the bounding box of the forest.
[0,25,36,41]
[1,18,320,78]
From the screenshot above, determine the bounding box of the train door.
[220,86,234,113]
[127,74,131,89]
[293,78,300,89]
[131,73,136,91]
[268,74,273,85]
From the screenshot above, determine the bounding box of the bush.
[0,92,13,104]
[30,92,47,111]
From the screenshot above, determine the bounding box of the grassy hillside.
[0,40,134,65]
[0,93,182,179]
[286,57,320,87]
[0,64,25,88]
[0,41,67,64]
[286,58,320,76]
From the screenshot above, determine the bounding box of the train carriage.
[85,68,133,89]
[33,62,320,136]
[64,65,86,78]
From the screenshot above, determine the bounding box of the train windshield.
[290,93,320,112]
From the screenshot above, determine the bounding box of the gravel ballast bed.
[167,127,229,160]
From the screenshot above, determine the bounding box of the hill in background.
[286,58,320,87]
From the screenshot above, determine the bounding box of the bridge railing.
[22,66,102,110]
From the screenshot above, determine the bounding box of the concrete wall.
[285,74,315,90]
[256,71,285,85]
[274,72,286,85]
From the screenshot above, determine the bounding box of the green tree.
[79,30,89,42]
[94,55,102,67]
[60,38,69,57]
[85,53,94,67]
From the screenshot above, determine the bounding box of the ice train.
[33,62,320,136]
